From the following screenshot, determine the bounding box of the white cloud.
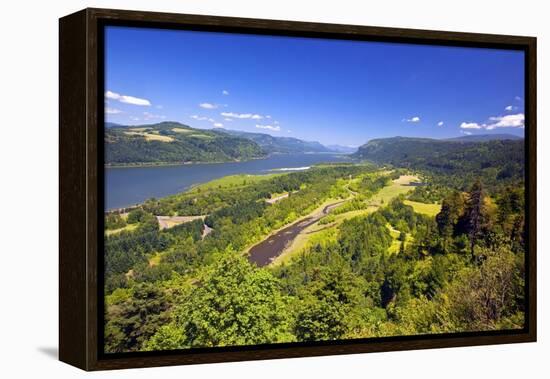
[190,115,208,121]
[437,121,444,126]
[486,113,525,130]
[130,116,140,121]
[460,122,483,129]
[461,130,473,135]
[213,122,224,128]
[224,118,233,122]
[256,124,281,132]
[106,90,151,106]
[120,96,151,106]
[222,90,229,95]
[515,96,523,101]
[105,107,122,115]
[105,90,120,100]
[199,103,218,109]
[505,105,517,111]
[459,113,524,131]
[266,115,272,119]
[221,112,264,120]
[404,116,420,123]
[208,118,215,123]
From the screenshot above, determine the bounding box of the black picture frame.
[59,8,537,371]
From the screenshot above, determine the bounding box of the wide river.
[105,153,351,210]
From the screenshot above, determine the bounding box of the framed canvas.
[59,8,537,371]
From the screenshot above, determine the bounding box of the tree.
[105,213,126,230]
[147,249,293,349]
[435,191,464,252]
[463,180,485,261]
[446,247,522,331]
[104,284,170,353]
[127,208,147,224]
[293,258,372,341]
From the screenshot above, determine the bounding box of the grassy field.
[123,131,175,142]
[393,174,420,185]
[386,223,413,254]
[272,224,339,267]
[171,127,192,133]
[404,200,442,217]
[188,134,214,140]
[128,127,151,132]
[105,223,138,236]
[367,175,419,206]
[171,128,214,140]
[190,173,281,193]
[157,215,206,229]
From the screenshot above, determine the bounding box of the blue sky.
[105,26,525,146]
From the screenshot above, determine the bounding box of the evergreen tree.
[435,191,464,252]
[464,180,485,261]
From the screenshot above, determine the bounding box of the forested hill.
[105,122,266,166]
[444,133,523,142]
[220,130,332,154]
[353,136,524,188]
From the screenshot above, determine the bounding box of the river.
[105,153,350,210]
[248,200,345,266]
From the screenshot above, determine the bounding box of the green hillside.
[105,122,266,166]
[353,136,524,189]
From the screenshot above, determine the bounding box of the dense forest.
[354,137,524,184]
[354,136,525,202]
[103,137,526,353]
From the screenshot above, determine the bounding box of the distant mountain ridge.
[445,134,523,142]
[105,122,123,128]
[325,144,358,154]
[220,129,332,154]
[354,135,524,162]
[353,136,524,184]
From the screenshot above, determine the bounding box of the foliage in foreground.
[104,161,525,352]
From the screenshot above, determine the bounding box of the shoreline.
[105,152,350,169]
[105,154,355,211]
[105,156,267,169]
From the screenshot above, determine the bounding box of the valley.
[103,134,526,353]
[101,25,528,355]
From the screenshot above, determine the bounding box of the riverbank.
[105,153,349,210]
[247,198,347,266]
[105,156,267,169]
[267,174,420,267]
